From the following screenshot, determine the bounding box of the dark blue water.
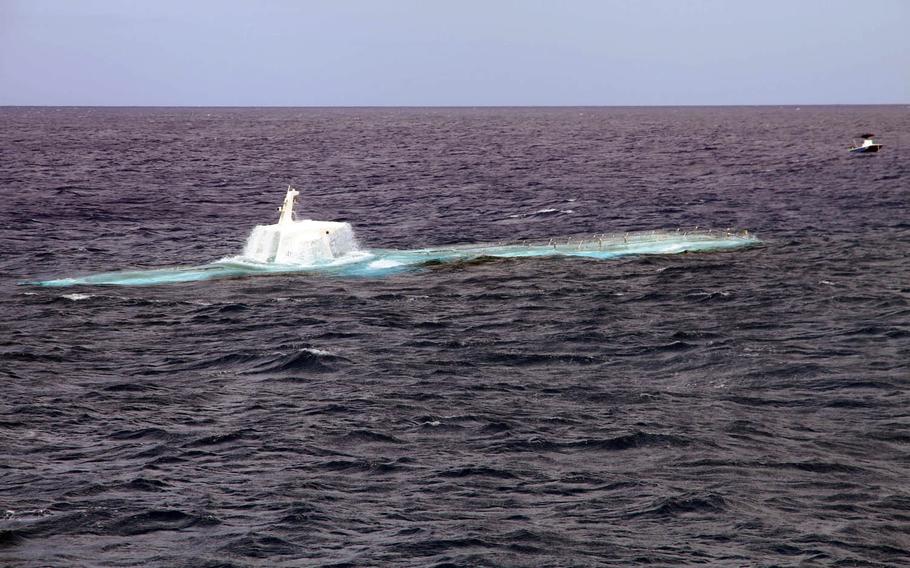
[1,106,908,566]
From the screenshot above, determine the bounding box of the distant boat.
[849,133,883,154]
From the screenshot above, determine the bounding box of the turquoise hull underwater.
[34,231,760,287]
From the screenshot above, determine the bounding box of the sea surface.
[1,106,908,567]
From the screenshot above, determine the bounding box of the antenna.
[277,185,300,225]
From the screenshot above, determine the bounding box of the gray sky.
[1,0,907,106]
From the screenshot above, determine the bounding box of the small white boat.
[849,133,883,154]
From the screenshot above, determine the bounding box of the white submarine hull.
[31,185,761,287]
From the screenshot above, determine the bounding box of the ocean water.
[1,106,908,566]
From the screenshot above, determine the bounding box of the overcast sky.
[1,0,907,106]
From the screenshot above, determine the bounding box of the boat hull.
[849,144,883,153]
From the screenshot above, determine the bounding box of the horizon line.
[2,103,908,109]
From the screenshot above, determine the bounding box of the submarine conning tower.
[241,185,359,264]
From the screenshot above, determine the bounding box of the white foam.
[302,347,333,356]
[62,293,92,301]
[326,250,373,266]
[368,259,403,270]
